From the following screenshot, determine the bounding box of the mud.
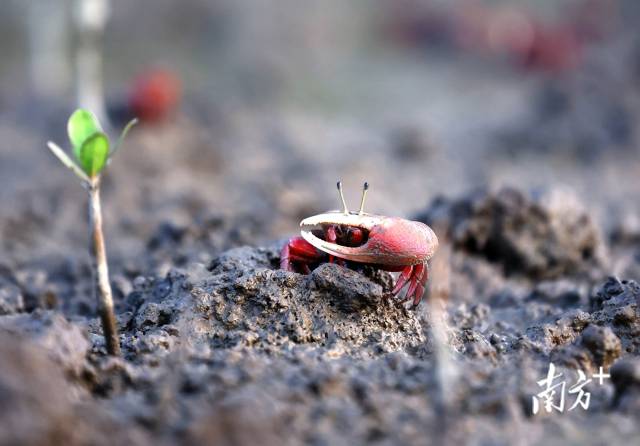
[2,183,640,444]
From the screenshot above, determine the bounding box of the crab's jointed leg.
[414,263,430,306]
[389,262,430,308]
[391,265,414,295]
[405,263,424,301]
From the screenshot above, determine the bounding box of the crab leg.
[391,265,414,295]
[411,262,429,307]
[391,263,429,307]
[405,263,425,301]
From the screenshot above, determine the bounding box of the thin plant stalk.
[88,179,120,355]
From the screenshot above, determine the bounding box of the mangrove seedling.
[47,109,136,355]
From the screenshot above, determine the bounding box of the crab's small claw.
[280,236,322,273]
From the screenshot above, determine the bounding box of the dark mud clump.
[417,187,607,280]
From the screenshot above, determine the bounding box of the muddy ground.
[3,3,640,445]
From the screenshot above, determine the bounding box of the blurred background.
[1,0,640,275]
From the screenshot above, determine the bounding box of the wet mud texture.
[1,186,639,445]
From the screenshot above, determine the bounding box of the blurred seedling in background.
[47,109,136,356]
[75,0,110,124]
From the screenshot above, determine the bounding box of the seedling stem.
[88,180,120,355]
[47,109,136,356]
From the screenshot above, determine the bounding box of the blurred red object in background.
[128,69,181,123]
[513,23,582,73]
[382,0,617,75]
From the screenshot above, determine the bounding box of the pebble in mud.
[416,187,606,279]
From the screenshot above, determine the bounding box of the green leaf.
[78,132,110,177]
[67,109,102,158]
[110,118,138,159]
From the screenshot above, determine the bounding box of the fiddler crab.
[280,181,438,308]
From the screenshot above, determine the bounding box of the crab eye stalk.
[359,181,369,215]
[337,180,349,214]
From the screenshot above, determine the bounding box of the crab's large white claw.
[300,212,438,266]
[300,211,379,230]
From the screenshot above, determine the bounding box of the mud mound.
[417,187,606,279]
[122,246,425,360]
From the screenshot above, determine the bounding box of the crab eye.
[337,226,367,247]
[348,227,365,245]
